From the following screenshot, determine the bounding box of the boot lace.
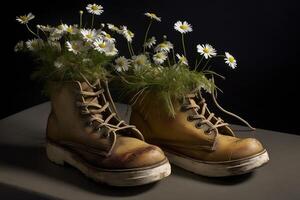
[181,94,228,135]
[182,90,256,136]
[76,74,143,155]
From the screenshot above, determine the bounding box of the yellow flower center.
[117,61,124,66]
[128,31,134,37]
[203,48,210,54]
[229,57,235,63]
[91,5,99,11]
[86,34,93,39]
[20,16,28,21]
[160,43,167,48]
[67,27,73,33]
[180,25,188,30]
[99,43,106,48]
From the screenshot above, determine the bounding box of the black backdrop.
[1,0,299,135]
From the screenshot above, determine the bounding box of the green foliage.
[118,64,216,116]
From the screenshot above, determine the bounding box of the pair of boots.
[46,79,269,186]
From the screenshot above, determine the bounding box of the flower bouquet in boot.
[111,12,269,177]
[15,4,171,186]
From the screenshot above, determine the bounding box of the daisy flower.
[100,31,115,43]
[144,12,161,22]
[16,13,35,24]
[132,54,149,68]
[26,39,44,51]
[48,41,62,52]
[54,61,63,69]
[155,41,174,52]
[61,24,77,35]
[174,21,192,34]
[197,44,217,59]
[14,41,24,52]
[93,38,118,56]
[224,52,237,69]
[93,38,108,53]
[107,23,121,33]
[86,4,104,15]
[114,56,130,72]
[153,52,167,64]
[48,28,64,41]
[121,26,134,42]
[143,37,157,49]
[66,41,83,55]
[80,29,97,42]
[176,54,188,65]
[37,25,53,32]
[105,46,118,56]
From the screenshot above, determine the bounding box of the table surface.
[0,102,299,200]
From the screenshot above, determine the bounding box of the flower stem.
[181,34,187,57]
[79,11,83,28]
[26,24,39,38]
[91,15,94,28]
[202,58,211,71]
[195,56,204,71]
[167,55,171,67]
[143,20,153,53]
[127,42,133,56]
[172,48,176,64]
[130,42,135,56]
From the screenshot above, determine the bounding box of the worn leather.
[130,92,265,162]
[46,81,166,169]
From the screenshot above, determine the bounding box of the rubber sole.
[46,142,171,186]
[164,149,269,177]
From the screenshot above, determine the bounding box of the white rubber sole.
[165,149,269,177]
[46,142,171,186]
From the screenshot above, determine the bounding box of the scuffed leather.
[130,92,265,162]
[47,81,166,169]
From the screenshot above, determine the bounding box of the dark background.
[1,0,299,134]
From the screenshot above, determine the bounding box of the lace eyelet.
[204,129,213,135]
[195,123,202,129]
[187,116,193,122]
[180,106,187,112]
[102,132,109,138]
[86,121,93,126]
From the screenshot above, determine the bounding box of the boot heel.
[46,142,65,165]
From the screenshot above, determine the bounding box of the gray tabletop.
[0,102,299,200]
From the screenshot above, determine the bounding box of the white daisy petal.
[144,12,161,22]
[120,26,134,42]
[197,44,217,59]
[66,40,83,54]
[80,29,97,42]
[54,61,63,69]
[176,54,188,65]
[131,54,150,70]
[224,52,237,69]
[143,37,157,49]
[153,52,167,64]
[86,4,104,15]
[16,13,35,24]
[26,39,44,51]
[114,56,130,72]
[155,41,174,52]
[174,21,192,34]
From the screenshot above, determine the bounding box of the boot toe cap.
[123,145,166,168]
[230,138,265,160]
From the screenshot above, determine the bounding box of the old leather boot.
[130,92,269,177]
[46,80,171,186]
